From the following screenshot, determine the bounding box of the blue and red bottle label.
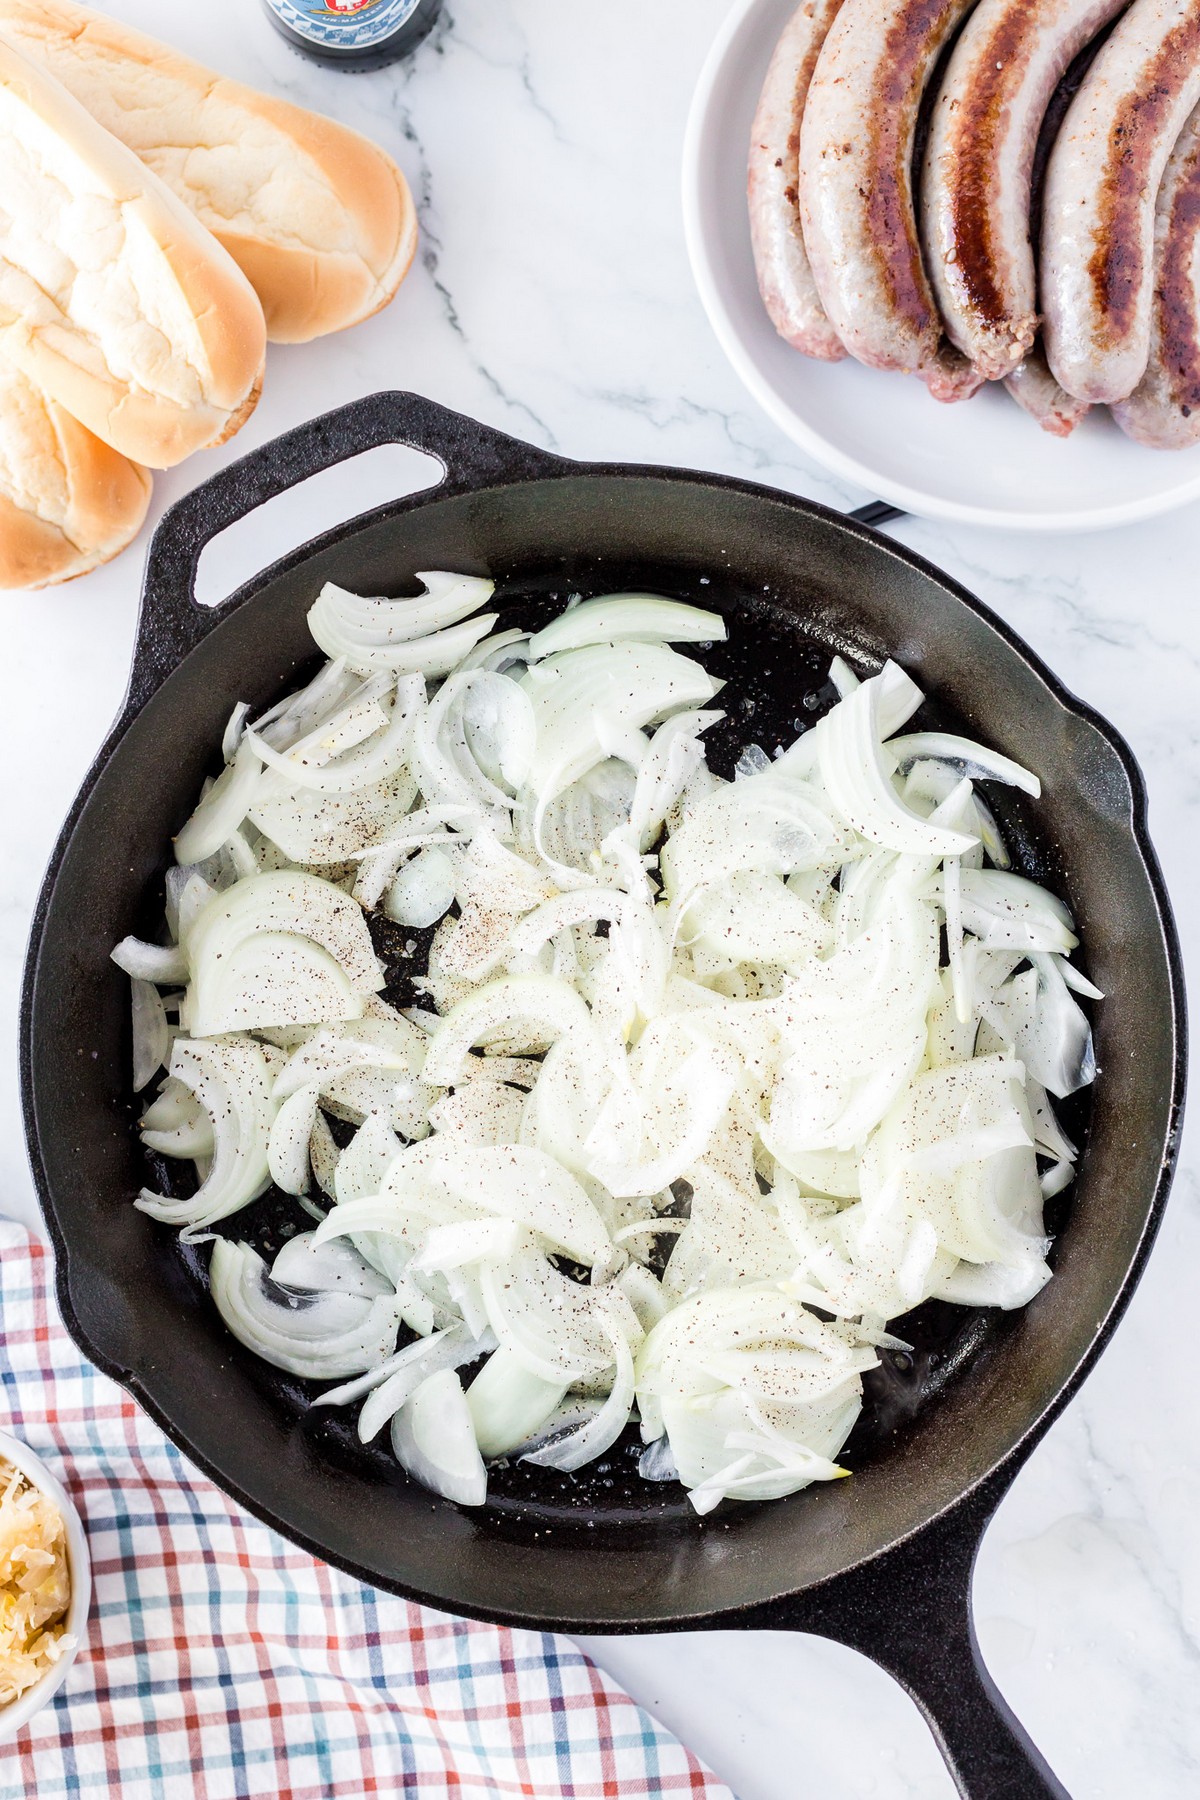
[265,0,424,48]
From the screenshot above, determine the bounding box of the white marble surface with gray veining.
[1,3,1197,1795]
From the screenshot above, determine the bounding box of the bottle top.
[264,0,439,62]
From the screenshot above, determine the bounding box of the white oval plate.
[682,0,1200,532]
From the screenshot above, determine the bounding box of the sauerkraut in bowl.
[0,1436,87,1737]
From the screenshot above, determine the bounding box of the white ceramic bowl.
[682,0,1200,531]
[0,1432,90,1743]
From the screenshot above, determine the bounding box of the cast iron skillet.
[21,392,1186,1800]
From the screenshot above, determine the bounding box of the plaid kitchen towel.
[0,1220,731,1800]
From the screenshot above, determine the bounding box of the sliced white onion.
[636,1287,865,1508]
[530,758,639,880]
[338,650,464,719]
[459,669,537,793]
[421,975,591,1084]
[274,1019,424,1101]
[355,1324,488,1441]
[309,572,497,673]
[993,952,1096,1099]
[390,1368,487,1505]
[819,666,978,858]
[456,627,531,674]
[246,676,420,797]
[209,1238,401,1379]
[828,655,860,699]
[846,1053,1047,1311]
[136,1037,280,1231]
[139,1076,215,1159]
[185,871,383,1037]
[626,708,723,851]
[659,760,852,911]
[131,979,170,1093]
[886,732,1041,798]
[221,700,251,763]
[583,1029,738,1199]
[268,1086,320,1195]
[272,1232,394,1300]
[435,1142,612,1265]
[1058,959,1104,1001]
[479,1244,628,1384]
[765,900,939,1155]
[116,570,1100,1519]
[904,760,1010,869]
[522,1325,635,1472]
[309,1108,341,1199]
[172,871,219,943]
[254,657,357,752]
[527,594,726,661]
[411,1217,522,1273]
[517,1023,609,1179]
[682,870,830,966]
[250,769,417,864]
[467,1344,569,1458]
[427,1080,525,1146]
[174,735,263,866]
[189,933,369,1039]
[957,870,1078,955]
[1027,1076,1077,1165]
[112,937,188,985]
[638,1434,679,1482]
[314,1320,485,1409]
[384,846,457,928]
[519,642,722,858]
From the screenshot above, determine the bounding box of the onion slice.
[174,735,263,866]
[819,666,978,858]
[309,571,498,673]
[131,980,170,1093]
[112,938,188,985]
[209,1238,402,1379]
[885,732,1041,798]
[390,1369,487,1506]
[527,594,727,661]
[136,1037,280,1231]
[421,975,592,1084]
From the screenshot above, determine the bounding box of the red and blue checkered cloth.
[0,1221,731,1800]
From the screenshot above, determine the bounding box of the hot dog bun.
[0,355,151,590]
[0,0,418,345]
[0,34,266,469]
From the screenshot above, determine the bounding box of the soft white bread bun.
[0,33,266,469]
[0,354,151,590]
[0,0,418,344]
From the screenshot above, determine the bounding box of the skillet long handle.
[848,499,906,527]
[751,1473,1070,1799]
[130,390,571,707]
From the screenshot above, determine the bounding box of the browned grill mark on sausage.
[864,0,961,330]
[943,7,1042,326]
[1091,11,1200,342]
[1158,134,1200,412]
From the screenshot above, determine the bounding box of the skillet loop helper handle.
[761,1471,1070,1800]
[131,390,570,707]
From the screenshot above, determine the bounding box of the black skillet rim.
[18,453,1188,1634]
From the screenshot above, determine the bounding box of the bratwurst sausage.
[1112,99,1200,444]
[1004,346,1092,433]
[748,0,847,360]
[922,0,1130,380]
[1042,0,1200,403]
[798,0,979,398]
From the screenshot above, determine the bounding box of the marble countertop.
[3,2,1198,1794]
